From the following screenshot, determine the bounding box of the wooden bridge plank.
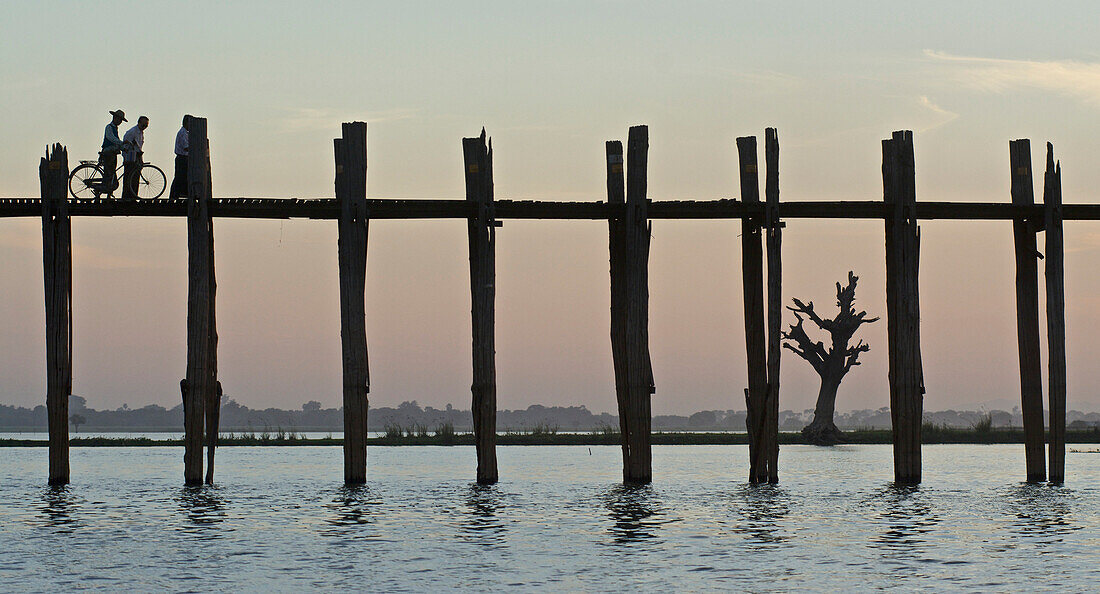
[3,198,1099,220]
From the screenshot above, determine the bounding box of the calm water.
[1,444,1097,591]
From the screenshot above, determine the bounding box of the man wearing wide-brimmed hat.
[98,109,127,196]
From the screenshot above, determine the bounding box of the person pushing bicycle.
[69,115,167,200]
[100,109,126,196]
[121,115,149,201]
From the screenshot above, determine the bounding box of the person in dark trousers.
[169,115,192,199]
[99,109,126,197]
[121,116,149,201]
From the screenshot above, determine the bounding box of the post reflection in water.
[460,484,506,546]
[39,485,81,533]
[323,484,379,534]
[730,483,791,549]
[1005,483,1079,541]
[603,484,671,545]
[175,485,228,532]
[871,484,940,553]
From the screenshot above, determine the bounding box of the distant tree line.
[1,395,1098,432]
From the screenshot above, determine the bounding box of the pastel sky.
[2,1,1098,415]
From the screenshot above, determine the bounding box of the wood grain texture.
[619,126,654,483]
[335,122,370,484]
[764,128,782,484]
[606,141,631,466]
[883,131,923,484]
[184,117,216,486]
[463,130,498,484]
[1043,143,1066,484]
[1010,139,1046,483]
[40,144,71,485]
[737,136,769,483]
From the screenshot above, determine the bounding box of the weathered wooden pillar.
[1043,143,1066,484]
[40,144,72,486]
[463,129,498,484]
[184,117,217,486]
[1010,139,1046,483]
[204,185,220,484]
[763,128,783,484]
[335,122,370,484]
[1038,143,1064,481]
[618,125,654,483]
[737,136,769,484]
[882,130,923,484]
[606,140,630,459]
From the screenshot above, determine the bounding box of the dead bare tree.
[783,271,878,445]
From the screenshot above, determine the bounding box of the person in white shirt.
[169,115,192,200]
[121,115,149,200]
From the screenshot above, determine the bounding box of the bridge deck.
[2,197,1099,220]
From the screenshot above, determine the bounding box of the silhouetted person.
[169,115,192,200]
[121,116,149,201]
[99,109,126,196]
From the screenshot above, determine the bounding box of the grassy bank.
[3,426,1099,447]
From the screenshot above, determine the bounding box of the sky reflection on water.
[1,444,1099,590]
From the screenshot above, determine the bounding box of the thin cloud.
[917,95,959,131]
[924,49,1100,107]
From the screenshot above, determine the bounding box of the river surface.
[1,444,1097,591]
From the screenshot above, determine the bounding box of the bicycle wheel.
[68,164,105,199]
[131,164,167,199]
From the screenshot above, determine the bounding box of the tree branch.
[781,313,827,375]
[787,298,834,332]
[843,338,871,374]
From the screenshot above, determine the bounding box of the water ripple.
[0,444,1098,590]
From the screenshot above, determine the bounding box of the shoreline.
[3,428,1099,447]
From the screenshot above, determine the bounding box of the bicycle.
[68,154,167,200]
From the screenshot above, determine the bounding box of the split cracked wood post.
[1043,143,1067,484]
[335,122,370,484]
[463,129,498,484]
[606,140,631,462]
[883,130,923,484]
[204,155,220,485]
[1010,139,1046,483]
[40,144,72,486]
[763,128,783,484]
[619,125,654,483]
[185,116,217,486]
[737,136,769,484]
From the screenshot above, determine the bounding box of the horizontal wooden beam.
[1,198,1099,221]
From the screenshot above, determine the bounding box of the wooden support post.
[204,190,220,485]
[616,125,654,484]
[763,128,783,484]
[737,136,769,484]
[463,129,498,484]
[606,140,631,462]
[184,117,217,486]
[1043,143,1066,484]
[40,144,72,486]
[1009,139,1046,483]
[883,130,923,484]
[335,122,370,484]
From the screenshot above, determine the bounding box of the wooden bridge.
[7,119,1093,487]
